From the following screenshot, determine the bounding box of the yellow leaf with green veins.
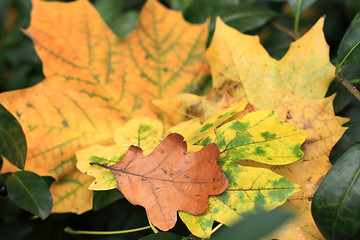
[76,117,163,191]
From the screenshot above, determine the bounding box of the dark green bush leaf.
[337,12,360,70]
[94,0,139,39]
[211,209,293,240]
[0,0,11,37]
[139,232,181,240]
[327,81,354,113]
[312,144,360,240]
[0,223,32,240]
[5,171,53,220]
[345,0,360,21]
[41,176,56,188]
[167,0,192,11]
[93,189,124,211]
[0,105,27,170]
[218,5,277,32]
[183,0,276,33]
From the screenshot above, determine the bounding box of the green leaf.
[41,176,56,188]
[337,12,360,71]
[167,0,193,11]
[183,0,276,33]
[327,81,354,113]
[287,0,317,14]
[139,232,181,240]
[93,189,124,211]
[218,5,277,33]
[0,104,27,170]
[211,209,293,240]
[345,0,360,19]
[312,144,360,240]
[5,171,53,220]
[0,156,3,170]
[94,0,125,21]
[94,0,139,39]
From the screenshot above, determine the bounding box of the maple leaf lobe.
[107,133,228,231]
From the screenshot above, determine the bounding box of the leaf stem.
[294,0,303,32]
[210,223,224,236]
[349,78,360,84]
[270,21,300,41]
[64,226,151,235]
[336,73,360,102]
[148,218,159,233]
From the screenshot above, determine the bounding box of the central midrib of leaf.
[12,174,42,214]
[151,5,164,99]
[226,187,295,191]
[90,162,221,184]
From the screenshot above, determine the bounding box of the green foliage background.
[0,0,359,239]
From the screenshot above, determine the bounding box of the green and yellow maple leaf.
[0,0,208,213]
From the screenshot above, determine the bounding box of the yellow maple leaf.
[268,94,346,239]
[206,17,335,110]
[0,0,208,213]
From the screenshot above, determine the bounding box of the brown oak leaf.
[91,133,228,231]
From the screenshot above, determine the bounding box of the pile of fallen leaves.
[0,0,346,239]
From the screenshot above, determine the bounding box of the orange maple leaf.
[91,133,228,231]
[0,0,208,213]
